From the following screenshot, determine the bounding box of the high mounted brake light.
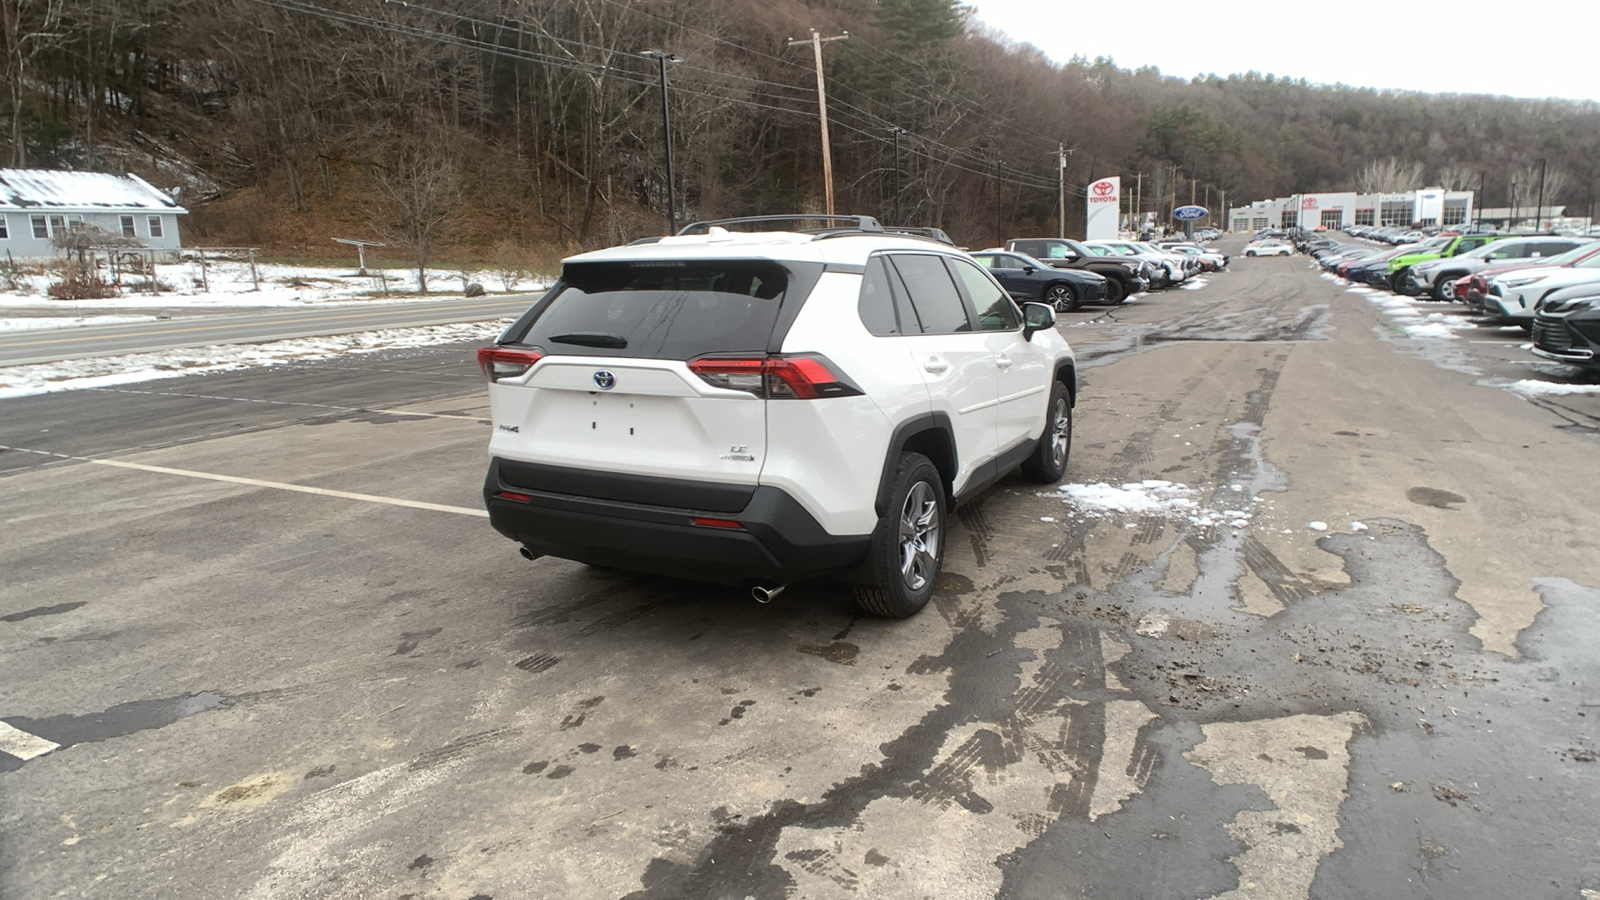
[687,355,863,399]
[477,347,543,382]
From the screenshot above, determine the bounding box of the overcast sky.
[962,0,1600,104]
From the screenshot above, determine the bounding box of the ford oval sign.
[1173,205,1209,221]
[593,370,616,390]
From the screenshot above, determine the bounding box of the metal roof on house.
[0,169,187,213]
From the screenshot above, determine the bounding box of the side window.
[1490,242,1522,259]
[949,258,1020,332]
[858,255,902,336]
[888,254,970,334]
[148,216,164,238]
[120,215,136,237]
[0,216,8,239]
[30,215,46,239]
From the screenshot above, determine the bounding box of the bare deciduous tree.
[1356,158,1425,193]
[1434,164,1478,191]
[369,132,463,294]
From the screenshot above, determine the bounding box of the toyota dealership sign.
[1085,176,1120,240]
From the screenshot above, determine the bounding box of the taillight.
[688,355,862,400]
[477,347,543,383]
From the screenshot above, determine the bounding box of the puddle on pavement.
[3,691,228,755]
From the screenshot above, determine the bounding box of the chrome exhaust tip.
[751,583,786,604]
[519,546,543,561]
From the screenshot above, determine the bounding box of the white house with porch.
[0,169,186,260]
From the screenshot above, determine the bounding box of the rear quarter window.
[504,261,791,359]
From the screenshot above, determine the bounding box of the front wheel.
[1102,277,1126,305]
[1044,282,1080,312]
[1020,381,1073,483]
[1245,250,1256,257]
[1392,269,1419,295]
[856,452,946,619]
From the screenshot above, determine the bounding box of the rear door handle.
[923,357,949,374]
[996,356,1013,369]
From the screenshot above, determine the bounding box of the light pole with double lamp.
[639,49,683,234]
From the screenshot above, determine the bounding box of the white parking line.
[0,445,489,518]
[0,721,60,760]
[86,459,491,518]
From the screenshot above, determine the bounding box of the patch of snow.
[1506,379,1600,397]
[0,260,551,313]
[1307,521,1328,531]
[0,315,159,331]
[1402,322,1460,339]
[0,320,510,399]
[1351,522,1368,531]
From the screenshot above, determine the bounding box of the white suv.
[478,216,1077,618]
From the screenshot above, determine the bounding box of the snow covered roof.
[0,169,187,214]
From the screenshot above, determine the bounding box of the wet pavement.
[1,247,1597,899]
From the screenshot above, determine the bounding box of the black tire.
[1430,273,1462,302]
[1044,282,1080,312]
[1392,269,1419,296]
[1102,277,1126,305]
[1020,381,1072,483]
[855,453,945,619]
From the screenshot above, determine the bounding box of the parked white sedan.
[1245,240,1293,257]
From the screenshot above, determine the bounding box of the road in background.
[2,244,1596,899]
[0,294,536,366]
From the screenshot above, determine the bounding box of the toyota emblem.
[1093,181,1114,197]
[593,370,616,390]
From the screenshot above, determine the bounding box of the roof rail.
[675,214,884,236]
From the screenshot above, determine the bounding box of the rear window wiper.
[549,332,628,348]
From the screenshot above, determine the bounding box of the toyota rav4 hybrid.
[479,216,1078,619]
[1407,236,1589,300]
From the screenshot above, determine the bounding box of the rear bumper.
[484,458,871,585]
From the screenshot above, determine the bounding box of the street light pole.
[1477,170,1484,230]
[639,48,683,234]
[1535,158,1548,231]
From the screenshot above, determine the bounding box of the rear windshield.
[504,261,789,359]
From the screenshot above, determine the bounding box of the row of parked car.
[985,237,1226,309]
[1295,227,1600,372]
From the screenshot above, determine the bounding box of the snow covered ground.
[0,260,544,398]
[0,320,512,400]
[0,258,548,315]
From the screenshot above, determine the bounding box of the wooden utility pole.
[1057,144,1066,239]
[788,30,849,215]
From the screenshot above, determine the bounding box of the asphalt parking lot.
[2,248,1597,899]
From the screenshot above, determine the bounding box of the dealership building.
[1227,188,1474,232]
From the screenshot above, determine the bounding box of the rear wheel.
[855,453,945,619]
[1020,381,1072,483]
[1044,282,1080,312]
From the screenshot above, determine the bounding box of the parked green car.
[1385,233,1519,295]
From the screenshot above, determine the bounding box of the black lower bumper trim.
[484,458,871,585]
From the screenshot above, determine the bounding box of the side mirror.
[1023,265,1036,275]
[1022,301,1056,339]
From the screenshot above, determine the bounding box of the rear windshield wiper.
[549,332,628,348]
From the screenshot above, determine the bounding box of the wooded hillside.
[7,0,1599,258]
